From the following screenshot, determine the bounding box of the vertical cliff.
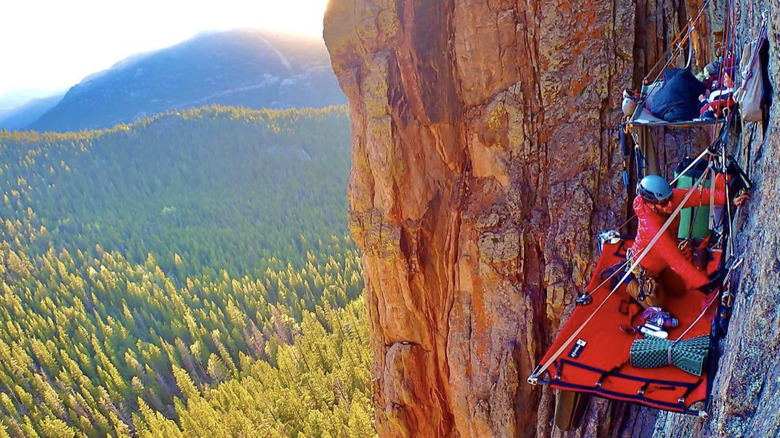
[655,1,780,437]
[323,0,778,436]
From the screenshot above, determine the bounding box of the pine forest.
[0,106,375,436]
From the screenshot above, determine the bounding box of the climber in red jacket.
[627,173,749,305]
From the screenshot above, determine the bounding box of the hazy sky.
[0,0,330,102]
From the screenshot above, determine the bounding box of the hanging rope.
[669,279,721,346]
[643,0,713,89]
[644,26,692,86]
[707,0,741,142]
[685,24,695,69]
[580,261,629,300]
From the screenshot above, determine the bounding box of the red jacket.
[630,175,726,290]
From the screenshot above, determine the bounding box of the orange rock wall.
[324,1,700,436]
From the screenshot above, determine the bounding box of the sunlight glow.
[0,0,331,100]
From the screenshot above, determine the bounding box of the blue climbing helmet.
[637,175,673,204]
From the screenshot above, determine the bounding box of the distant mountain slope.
[0,93,63,130]
[27,30,346,132]
[2,105,351,277]
[0,87,62,110]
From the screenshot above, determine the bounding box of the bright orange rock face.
[324,1,698,436]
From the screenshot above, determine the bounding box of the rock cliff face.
[323,0,778,436]
[655,2,780,437]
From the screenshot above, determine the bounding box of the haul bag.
[554,390,590,430]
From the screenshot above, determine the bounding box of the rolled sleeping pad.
[630,335,710,376]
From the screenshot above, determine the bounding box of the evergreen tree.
[0,105,375,436]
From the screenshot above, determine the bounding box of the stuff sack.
[736,38,766,122]
[648,69,707,122]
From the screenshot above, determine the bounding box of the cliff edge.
[323,0,778,436]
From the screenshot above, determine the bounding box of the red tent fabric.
[533,239,721,414]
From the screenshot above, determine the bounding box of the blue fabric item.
[648,69,706,122]
[638,174,673,203]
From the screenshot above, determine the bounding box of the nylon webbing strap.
[685,24,694,69]
[709,167,717,230]
[643,0,712,87]
[530,169,711,382]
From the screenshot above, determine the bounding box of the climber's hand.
[697,278,721,295]
[697,269,725,295]
[734,190,751,207]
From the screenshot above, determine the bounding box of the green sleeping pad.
[676,173,711,239]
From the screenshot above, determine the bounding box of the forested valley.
[0,106,375,437]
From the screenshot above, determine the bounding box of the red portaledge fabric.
[536,239,720,414]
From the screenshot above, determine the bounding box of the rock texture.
[654,1,780,437]
[324,0,778,436]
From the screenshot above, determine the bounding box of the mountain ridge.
[0,93,64,130]
[25,29,346,132]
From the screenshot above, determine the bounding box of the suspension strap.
[581,261,629,300]
[685,24,694,69]
[643,0,713,88]
[671,146,713,187]
[708,168,717,230]
[671,285,721,347]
